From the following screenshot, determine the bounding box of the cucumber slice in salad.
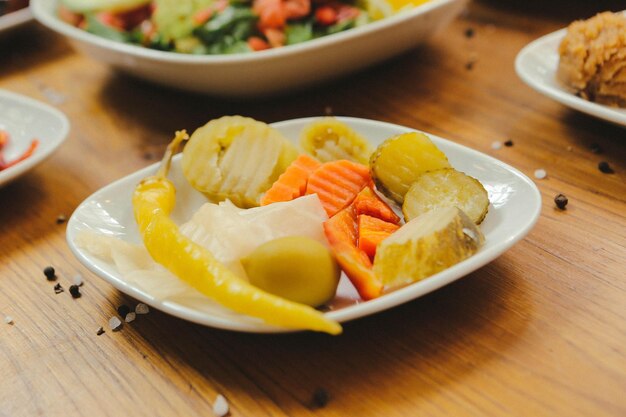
[61,0,150,13]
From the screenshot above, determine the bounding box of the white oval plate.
[515,24,626,128]
[0,89,70,188]
[67,117,541,333]
[32,0,467,97]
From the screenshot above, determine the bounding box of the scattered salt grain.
[109,316,122,331]
[566,146,573,152]
[73,274,84,287]
[125,312,136,323]
[534,169,547,179]
[213,394,229,417]
[4,316,13,325]
[135,303,150,315]
[324,106,333,116]
[491,141,502,150]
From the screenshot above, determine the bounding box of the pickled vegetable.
[373,207,484,290]
[324,206,382,300]
[369,132,451,203]
[134,130,341,334]
[305,159,371,217]
[260,154,321,206]
[357,214,400,258]
[300,118,373,164]
[402,168,489,224]
[182,116,298,208]
[242,236,341,307]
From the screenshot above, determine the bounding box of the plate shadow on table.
[0,173,60,256]
[94,44,449,147]
[0,25,72,80]
[115,257,531,412]
[477,0,626,22]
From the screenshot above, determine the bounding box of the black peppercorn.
[310,388,330,409]
[598,161,614,174]
[69,285,81,298]
[117,305,131,318]
[504,140,514,147]
[44,266,56,281]
[554,194,568,210]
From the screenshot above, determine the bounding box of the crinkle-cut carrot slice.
[323,206,382,300]
[357,214,400,258]
[260,154,321,206]
[353,186,401,224]
[306,159,371,217]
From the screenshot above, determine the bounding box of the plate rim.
[32,0,466,65]
[0,7,33,32]
[66,116,542,333]
[0,89,70,187]
[515,27,626,127]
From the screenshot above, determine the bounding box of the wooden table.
[1,1,625,415]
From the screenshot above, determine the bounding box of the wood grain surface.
[1,1,625,416]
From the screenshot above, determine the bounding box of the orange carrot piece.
[248,36,271,51]
[193,7,214,25]
[260,154,321,206]
[324,206,382,300]
[357,214,400,258]
[305,159,371,217]
[353,186,400,224]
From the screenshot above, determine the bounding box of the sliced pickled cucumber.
[402,168,489,224]
[61,0,150,12]
[369,132,451,203]
[373,206,484,290]
[300,118,373,164]
[182,116,298,208]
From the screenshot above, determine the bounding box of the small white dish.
[0,89,70,188]
[0,7,33,32]
[515,27,626,127]
[32,0,467,97]
[67,117,541,333]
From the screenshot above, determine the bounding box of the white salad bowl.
[67,117,541,334]
[32,0,467,97]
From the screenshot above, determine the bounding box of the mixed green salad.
[58,0,430,54]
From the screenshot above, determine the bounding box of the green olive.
[241,236,340,307]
